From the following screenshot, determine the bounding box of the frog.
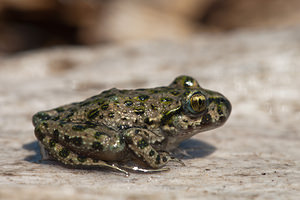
[32,75,231,175]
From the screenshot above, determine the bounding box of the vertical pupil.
[197,98,202,106]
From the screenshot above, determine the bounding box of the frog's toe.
[170,156,185,166]
[121,165,170,173]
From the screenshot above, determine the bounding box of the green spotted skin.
[33,75,231,174]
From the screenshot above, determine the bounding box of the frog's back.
[61,86,185,131]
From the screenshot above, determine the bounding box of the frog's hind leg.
[42,135,129,175]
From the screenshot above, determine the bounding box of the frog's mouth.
[197,95,231,130]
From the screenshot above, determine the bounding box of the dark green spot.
[96,99,105,105]
[102,90,110,94]
[150,89,159,94]
[119,90,127,94]
[87,109,99,119]
[49,139,56,147]
[42,122,48,128]
[170,91,180,96]
[101,104,109,110]
[34,127,45,141]
[108,112,114,118]
[137,139,148,149]
[136,88,146,91]
[219,116,226,122]
[134,107,145,115]
[94,132,105,139]
[92,142,103,150]
[77,155,87,163]
[72,125,86,131]
[104,93,116,98]
[124,100,133,107]
[35,112,51,121]
[217,105,223,115]
[160,97,173,103]
[121,117,127,120]
[149,150,155,157]
[120,136,125,144]
[151,104,157,110]
[59,148,69,158]
[55,107,65,113]
[65,112,74,119]
[86,121,96,128]
[51,116,60,121]
[144,117,153,125]
[155,155,161,164]
[80,101,91,107]
[162,156,168,162]
[183,91,191,96]
[53,129,59,142]
[72,136,83,146]
[68,107,77,113]
[138,95,149,101]
[59,121,67,127]
[64,135,71,143]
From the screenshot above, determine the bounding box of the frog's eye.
[190,93,207,113]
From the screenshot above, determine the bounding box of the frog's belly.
[86,148,130,162]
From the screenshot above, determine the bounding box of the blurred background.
[1,0,300,56]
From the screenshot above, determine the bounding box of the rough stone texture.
[0,28,300,199]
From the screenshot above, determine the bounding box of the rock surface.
[0,28,300,199]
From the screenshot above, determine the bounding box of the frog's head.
[168,75,231,139]
[181,88,231,130]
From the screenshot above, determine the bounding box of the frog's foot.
[169,156,185,166]
[42,136,129,176]
[124,128,182,169]
[121,165,170,173]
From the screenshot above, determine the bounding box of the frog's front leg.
[123,128,183,170]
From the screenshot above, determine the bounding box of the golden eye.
[190,93,207,113]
